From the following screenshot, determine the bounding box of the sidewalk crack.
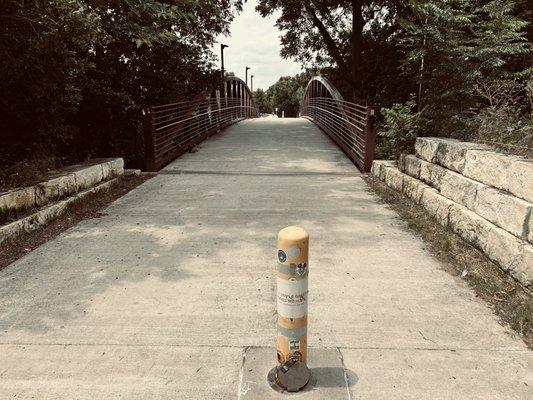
[336,347,353,400]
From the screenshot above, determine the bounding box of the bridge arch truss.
[300,76,377,172]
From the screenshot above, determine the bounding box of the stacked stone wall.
[0,158,124,217]
[0,158,125,243]
[372,138,532,287]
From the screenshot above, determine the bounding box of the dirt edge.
[0,173,153,272]
[363,175,533,349]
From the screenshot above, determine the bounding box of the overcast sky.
[214,0,302,91]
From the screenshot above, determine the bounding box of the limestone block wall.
[0,158,124,243]
[371,138,532,288]
[0,158,124,217]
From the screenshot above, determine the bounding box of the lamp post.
[245,66,251,86]
[220,44,228,76]
[251,75,254,92]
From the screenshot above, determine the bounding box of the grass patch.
[364,175,533,349]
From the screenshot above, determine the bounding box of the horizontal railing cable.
[300,89,377,172]
[144,85,259,171]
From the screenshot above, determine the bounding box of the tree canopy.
[254,71,317,117]
[253,89,271,114]
[258,0,531,149]
[257,0,410,103]
[0,0,243,168]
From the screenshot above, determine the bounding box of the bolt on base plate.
[267,361,315,393]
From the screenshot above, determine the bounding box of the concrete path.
[0,117,530,399]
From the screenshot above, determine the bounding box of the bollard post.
[268,226,312,392]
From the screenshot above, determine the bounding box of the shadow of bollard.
[311,367,358,389]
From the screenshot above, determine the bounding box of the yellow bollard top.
[278,226,309,242]
[278,226,309,266]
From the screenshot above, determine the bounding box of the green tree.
[0,0,243,168]
[256,1,410,103]
[400,0,530,136]
[266,72,316,117]
[378,97,427,158]
[0,0,101,161]
[75,0,243,166]
[253,89,271,113]
[267,77,299,117]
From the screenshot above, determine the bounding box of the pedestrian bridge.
[0,78,530,398]
[144,76,377,172]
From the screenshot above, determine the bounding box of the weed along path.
[0,117,530,399]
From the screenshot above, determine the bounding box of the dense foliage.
[1,0,530,174]
[399,0,531,143]
[264,72,311,117]
[0,0,242,170]
[253,89,271,114]
[252,71,316,117]
[257,0,532,155]
[257,0,411,104]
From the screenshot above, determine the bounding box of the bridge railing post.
[362,106,378,173]
[143,108,157,172]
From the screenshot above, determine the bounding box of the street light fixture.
[245,66,251,86]
[251,75,254,92]
[220,44,228,76]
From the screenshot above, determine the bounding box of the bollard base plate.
[267,362,315,393]
[241,348,346,399]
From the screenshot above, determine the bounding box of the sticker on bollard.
[268,226,312,393]
[276,277,308,318]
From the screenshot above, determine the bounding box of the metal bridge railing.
[300,77,377,172]
[144,77,258,171]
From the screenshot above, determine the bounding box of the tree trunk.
[304,2,352,82]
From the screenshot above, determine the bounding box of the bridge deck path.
[0,117,530,399]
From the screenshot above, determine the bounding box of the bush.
[377,99,427,159]
[468,78,533,148]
